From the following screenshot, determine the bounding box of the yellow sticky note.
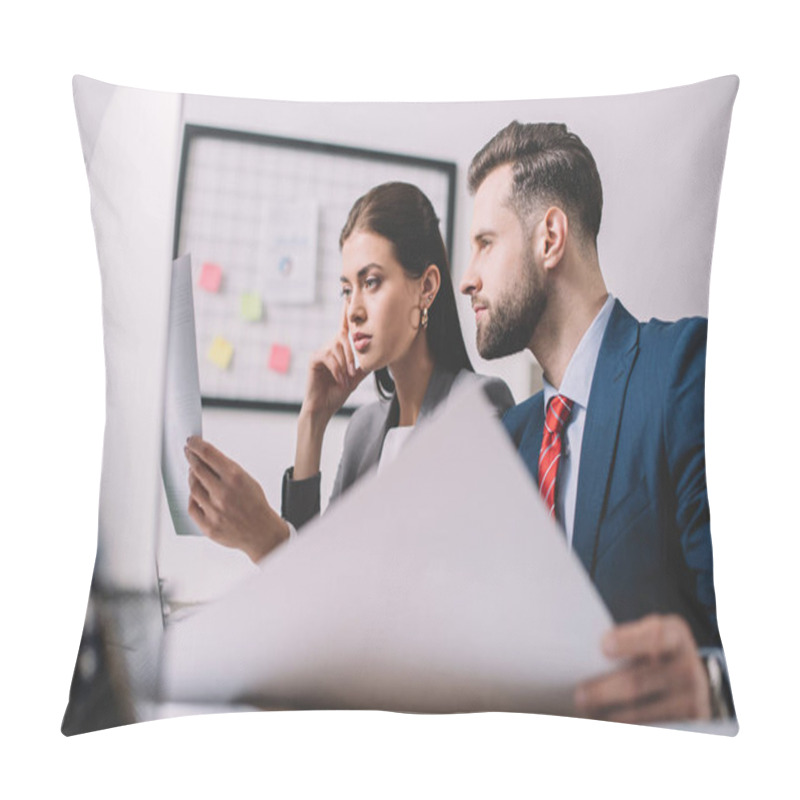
[240,291,262,322]
[208,336,234,369]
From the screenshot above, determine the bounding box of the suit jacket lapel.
[519,396,546,486]
[361,365,457,472]
[409,365,458,440]
[572,301,640,576]
[418,365,458,420]
[358,395,397,475]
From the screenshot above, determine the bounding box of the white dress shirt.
[377,425,414,476]
[542,294,615,547]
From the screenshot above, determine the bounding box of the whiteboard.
[173,125,456,413]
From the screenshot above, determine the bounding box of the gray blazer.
[281,366,514,529]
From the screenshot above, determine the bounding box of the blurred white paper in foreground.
[160,383,615,715]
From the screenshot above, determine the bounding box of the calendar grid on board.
[174,125,456,413]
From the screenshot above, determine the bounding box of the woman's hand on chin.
[302,307,368,422]
[184,436,289,563]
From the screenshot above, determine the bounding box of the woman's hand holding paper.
[185,436,289,563]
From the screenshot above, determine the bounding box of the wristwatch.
[702,651,732,720]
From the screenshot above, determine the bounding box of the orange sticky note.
[199,262,223,293]
[269,344,291,374]
[208,336,234,369]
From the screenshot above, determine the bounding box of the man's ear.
[420,263,441,306]
[537,206,568,271]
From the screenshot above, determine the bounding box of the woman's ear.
[420,264,441,306]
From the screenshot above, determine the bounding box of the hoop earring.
[420,306,429,329]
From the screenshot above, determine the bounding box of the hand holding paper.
[185,436,290,562]
[575,614,711,723]
[162,384,616,715]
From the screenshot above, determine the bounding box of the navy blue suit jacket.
[503,300,720,648]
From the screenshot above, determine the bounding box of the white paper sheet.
[160,384,616,714]
[161,253,203,536]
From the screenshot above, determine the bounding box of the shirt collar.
[543,294,615,410]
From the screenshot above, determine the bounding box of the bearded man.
[460,122,734,724]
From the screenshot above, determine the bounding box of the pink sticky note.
[199,262,223,293]
[269,344,291,374]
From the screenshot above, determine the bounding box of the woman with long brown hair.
[185,182,513,561]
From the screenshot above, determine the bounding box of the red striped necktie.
[539,394,574,521]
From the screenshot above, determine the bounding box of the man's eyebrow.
[340,264,384,283]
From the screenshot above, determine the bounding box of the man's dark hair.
[468,122,603,244]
